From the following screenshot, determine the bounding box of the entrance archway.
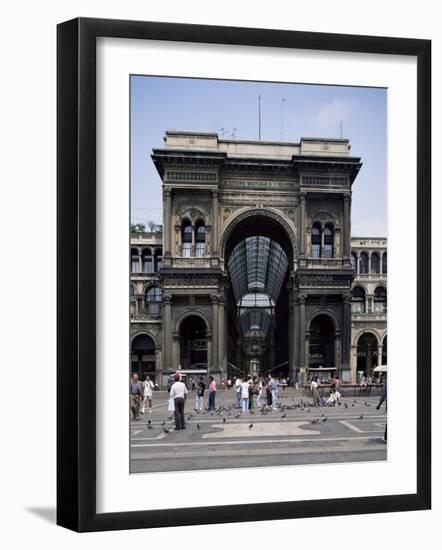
[222,211,295,377]
[357,332,378,376]
[309,314,336,376]
[179,315,208,370]
[131,334,156,380]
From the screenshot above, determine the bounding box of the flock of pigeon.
[140,396,376,436]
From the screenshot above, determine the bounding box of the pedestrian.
[376,381,387,442]
[235,377,242,408]
[227,378,232,389]
[240,378,250,413]
[195,376,205,412]
[129,373,143,420]
[265,376,272,407]
[268,374,278,410]
[310,376,319,407]
[221,377,226,390]
[142,375,154,414]
[208,376,217,410]
[170,372,187,430]
[256,377,263,407]
[191,377,196,392]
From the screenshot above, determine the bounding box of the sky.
[131,76,387,237]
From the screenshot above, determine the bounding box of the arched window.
[145,286,162,316]
[154,248,162,271]
[142,248,153,272]
[323,224,334,258]
[131,248,140,273]
[371,252,380,274]
[373,286,387,313]
[195,220,206,258]
[382,252,387,274]
[359,252,368,274]
[351,286,366,313]
[312,222,321,259]
[351,252,358,272]
[130,285,136,317]
[181,219,192,257]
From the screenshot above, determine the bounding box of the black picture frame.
[57,17,431,532]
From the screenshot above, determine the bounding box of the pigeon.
[147,420,153,430]
[359,414,364,420]
[249,423,253,429]
[167,415,173,420]
[197,424,201,430]
[344,403,348,409]
[163,428,169,434]
[161,420,165,426]
[235,414,241,419]
[321,413,325,417]
[281,413,286,418]
[322,417,327,422]
[188,416,191,421]
[311,419,318,425]
[223,418,226,423]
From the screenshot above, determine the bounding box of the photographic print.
[129,76,388,474]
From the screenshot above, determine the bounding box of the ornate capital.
[210,294,219,304]
[163,294,173,304]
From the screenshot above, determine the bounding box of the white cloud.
[314,98,355,136]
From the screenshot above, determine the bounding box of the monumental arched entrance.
[221,210,296,378]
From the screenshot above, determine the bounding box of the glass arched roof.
[227,236,289,334]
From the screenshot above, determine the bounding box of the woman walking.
[142,375,154,414]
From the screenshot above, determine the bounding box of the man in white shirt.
[240,379,250,413]
[170,373,188,430]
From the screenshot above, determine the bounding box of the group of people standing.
[193,375,217,412]
[234,374,279,412]
[129,373,155,420]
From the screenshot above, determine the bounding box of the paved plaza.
[130,388,387,473]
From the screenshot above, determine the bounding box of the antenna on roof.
[218,127,226,138]
[280,98,286,140]
[339,121,343,138]
[258,95,262,140]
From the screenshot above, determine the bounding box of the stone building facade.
[130,131,386,387]
[350,237,387,380]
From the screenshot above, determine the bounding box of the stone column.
[299,193,306,257]
[172,331,180,370]
[155,348,162,388]
[236,338,242,377]
[377,344,383,367]
[298,294,306,369]
[334,331,341,376]
[163,187,172,256]
[218,295,226,378]
[350,344,357,384]
[207,334,212,375]
[341,294,352,382]
[343,194,351,259]
[211,295,219,372]
[211,190,219,254]
[162,294,172,373]
[289,289,299,380]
